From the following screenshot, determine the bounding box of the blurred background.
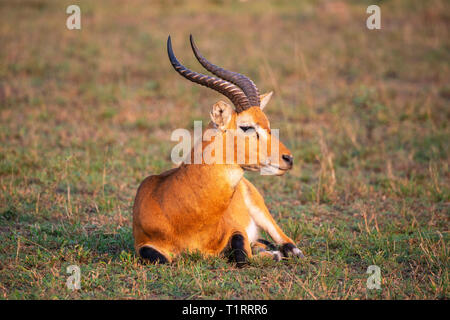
[0,0,448,299]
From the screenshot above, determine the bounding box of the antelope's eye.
[239,126,255,133]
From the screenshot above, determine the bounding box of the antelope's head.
[168,35,293,176]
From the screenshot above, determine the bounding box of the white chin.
[260,165,285,176]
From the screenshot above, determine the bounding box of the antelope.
[132,35,304,266]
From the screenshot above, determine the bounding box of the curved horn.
[167,36,251,112]
[190,34,260,108]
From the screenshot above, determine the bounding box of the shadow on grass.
[74,226,135,258]
[5,217,136,261]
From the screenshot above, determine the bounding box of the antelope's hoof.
[281,243,305,259]
[270,251,283,261]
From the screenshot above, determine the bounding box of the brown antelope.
[132,35,304,266]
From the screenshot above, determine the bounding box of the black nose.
[282,154,293,167]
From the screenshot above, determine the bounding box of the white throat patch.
[225,166,244,188]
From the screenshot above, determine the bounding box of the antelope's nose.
[282,154,293,167]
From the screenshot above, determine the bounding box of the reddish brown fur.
[133,95,303,263]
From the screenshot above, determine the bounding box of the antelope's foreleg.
[243,181,304,258]
[251,240,282,261]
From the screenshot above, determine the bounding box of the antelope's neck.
[175,124,244,211]
[184,126,244,189]
[174,161,243,215]
[180,163,243,192]
[166,164,240,229]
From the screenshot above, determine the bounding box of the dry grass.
[0,0,448,299]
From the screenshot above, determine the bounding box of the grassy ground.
[0,0,448,299]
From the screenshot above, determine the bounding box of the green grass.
[0,0,448,299]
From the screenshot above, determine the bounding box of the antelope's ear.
[210,101,233,130]
[259,91,273,110]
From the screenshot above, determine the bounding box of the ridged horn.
[167,36,251,112]
[190,34,260,108]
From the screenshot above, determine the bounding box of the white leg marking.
[245,218,259,243]
[243,187,284,244]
